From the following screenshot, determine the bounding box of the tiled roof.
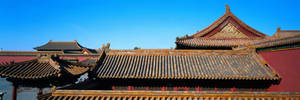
[37,90,300,100]
[93,50,279,80]
[0,56,89,79]
[176,38,260,48]
[176,31,300,49]
[252,34,300,49]
[0,57,60,79]
[34,40,85,51]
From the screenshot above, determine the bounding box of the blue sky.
[0,0,299,51]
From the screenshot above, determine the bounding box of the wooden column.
[11,84,18,100]
[0,92,4,100]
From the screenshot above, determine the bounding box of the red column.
[112,86,115,90]
[161,86,167,91]
[230,87,236,92]
[12,84,18,100]
[196,86,202,91]
[214,87,218,91]
[127,86,133,90]
[184,87,189,91]
[174,87,178,91]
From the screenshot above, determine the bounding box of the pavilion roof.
[92,49,280,80]
[34,40,85,51]
[37,90,300,100]
[175,5,269,49]
[0,55,89,80]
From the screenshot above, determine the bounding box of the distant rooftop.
[34,40,85,51]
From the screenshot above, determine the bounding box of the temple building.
[0,5,300,100]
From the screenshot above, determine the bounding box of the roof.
[34,40,85,51]
[178,32,300,49]
[37,90,300,100]
[190,5,266,38]
[175,5,268,49]
[273,28,300,38]
[252,34,300,49]
[176,38,260,48]
[0,56,89,80]
[93,49,280,80]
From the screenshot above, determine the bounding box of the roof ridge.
[189,12,227,38]
[228,10,266,37]
[73,40,85,49]
[279,30,300,32]
[252,34,300,49]
[276,27,300,32]
[254,34,300,44]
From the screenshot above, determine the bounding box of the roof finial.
[226,4,230,13]
[277,27,281,32]
[106,43,110,49]
[102,43,110,50]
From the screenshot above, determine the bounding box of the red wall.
[0,56,36,65]
[0,56,97,65]
[259,48,300,92]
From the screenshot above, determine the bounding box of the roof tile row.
[94,50,279,80]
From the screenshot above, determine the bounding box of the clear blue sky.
[0,0,299,51]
